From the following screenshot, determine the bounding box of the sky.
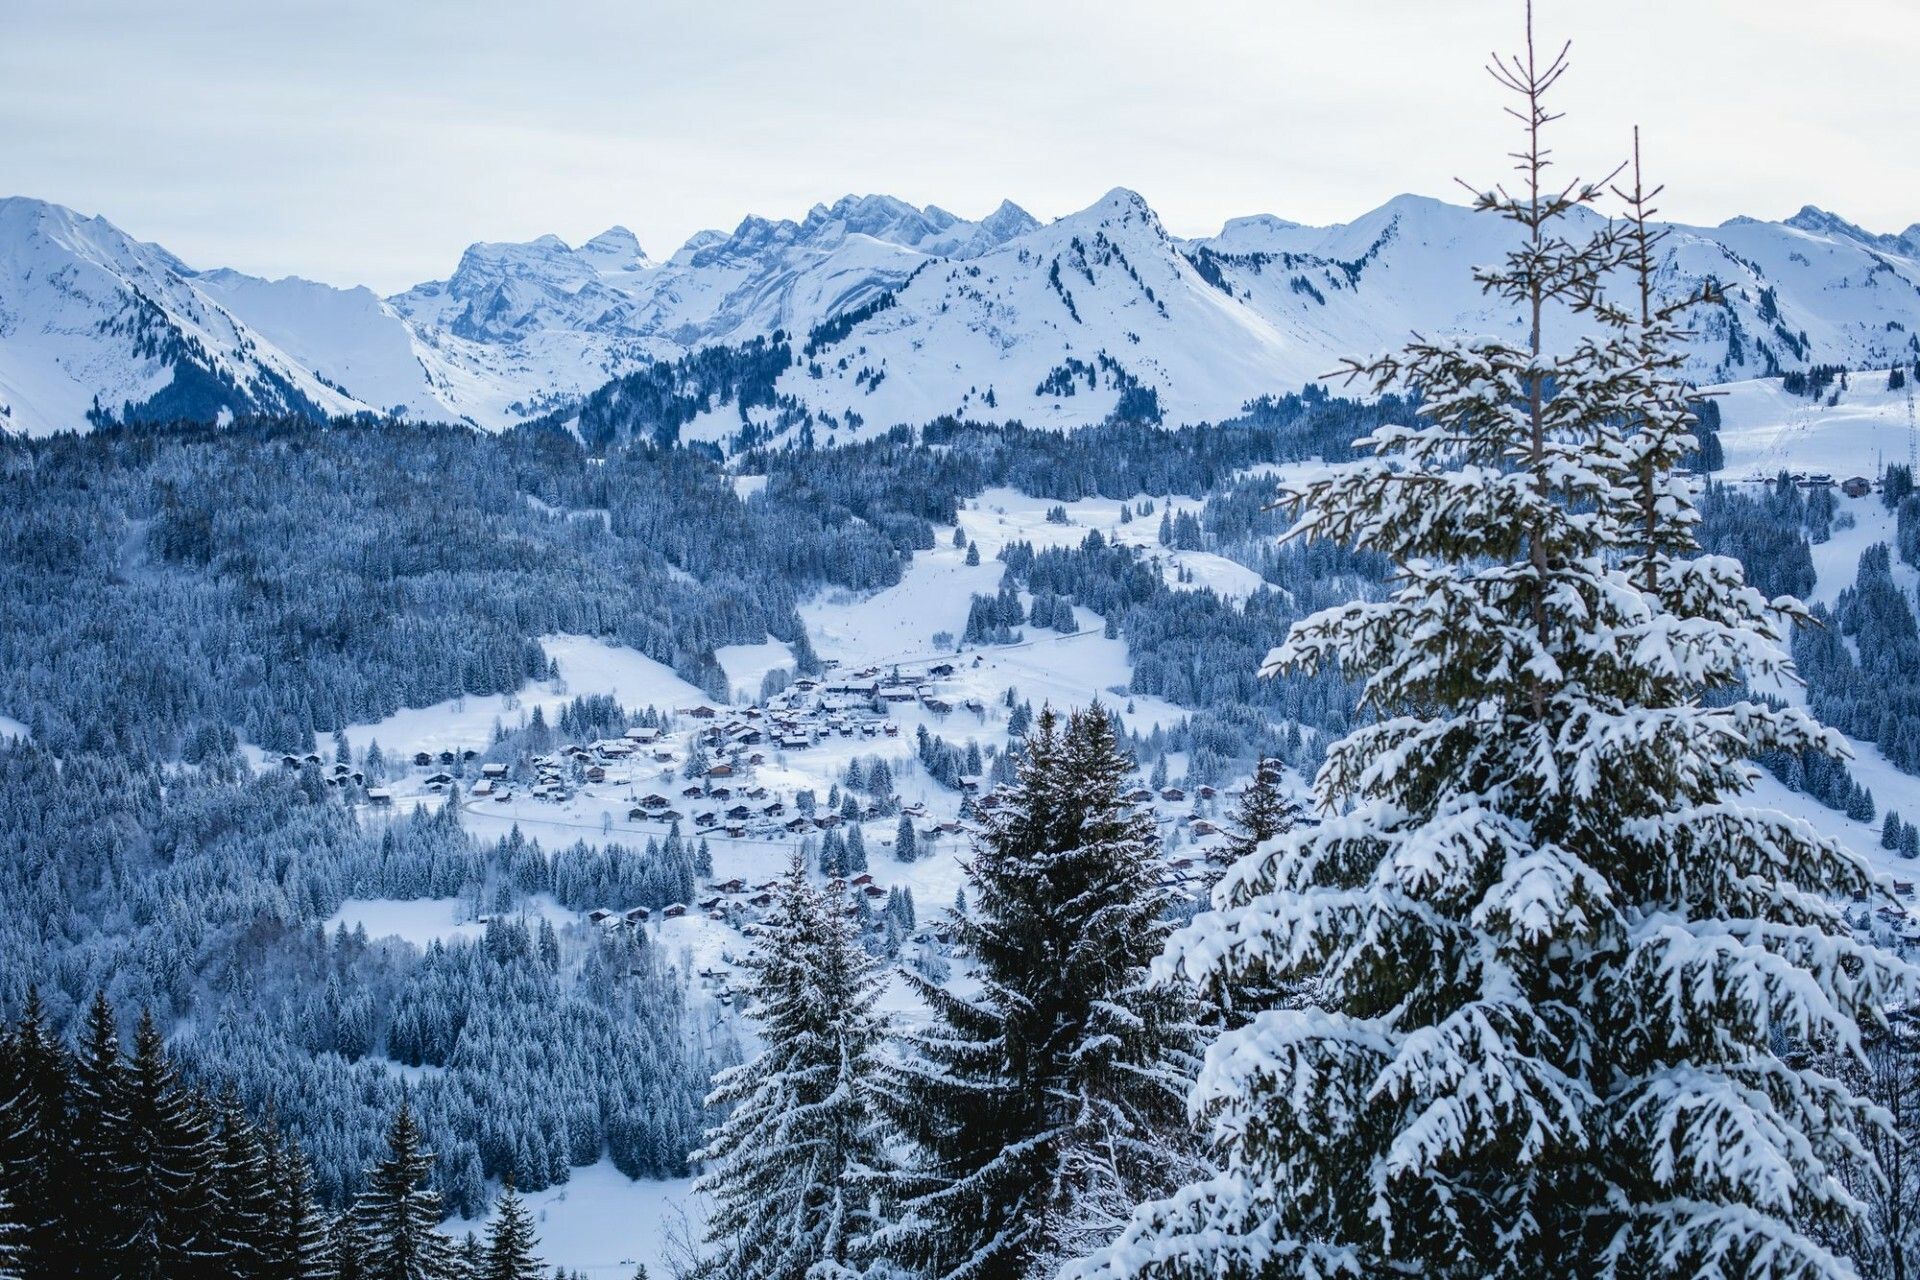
[6,0,1916,294]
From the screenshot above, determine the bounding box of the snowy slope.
[373,194,1041,428]
[190,269,453,420]
[769,188,1304,433]
[1712,367,1917,479]
[5,186,1920,437]
[0,197,366,433]
[1183,194,1920,393]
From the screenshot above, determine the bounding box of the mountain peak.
[980,199,1038,240]
[1058,188,1165,240]
[581,225,647,269]
[1214,212,1301,240]
[1095,186,1153,213]
[1780,204,1920,256]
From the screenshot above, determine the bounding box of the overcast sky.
[6,0,1915,294]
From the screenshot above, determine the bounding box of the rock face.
[3,187,1917,438]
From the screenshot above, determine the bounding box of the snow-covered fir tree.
[269,1136,337,1279]
[870,706,1199,1280]
[454,1232,485,1280]
[0,990,71,1274]
[331,1210,372,1280]
[1078,13,1910,1280]
[356,1104,455,1280]
[211,1084,280,1275]
[480,1178,544,1280]
[1210,757,1300,877]
[115,1009,219,1276]
[72,989,128,1250]
[692,853,889,1280]
[0,990,64,1274]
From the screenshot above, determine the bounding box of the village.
[315,650,1235,1006]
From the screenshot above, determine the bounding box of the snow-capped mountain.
[3,186,1917,439]
[0,197,365,434]
[771,189,1920,437]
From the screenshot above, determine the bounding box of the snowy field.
[328,634,709,760]
[446,1161,704,1278]
[960,486,1268,602]
[1712,370,1915,481]
[0,714,28,742]
[323,895,575,947]
[713,638,795,703]
[799,484,1269,670]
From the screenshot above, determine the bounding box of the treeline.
[1,993,336,1277]
[0,740,722,1217]
[0,416,857,757]
[0,389,1416,765]
[0,998,560,1279]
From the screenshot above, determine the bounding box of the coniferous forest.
[4,9,1920,1280]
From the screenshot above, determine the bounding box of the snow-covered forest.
[6,9,1920,1280]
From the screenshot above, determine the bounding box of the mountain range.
[3,187,1918,441]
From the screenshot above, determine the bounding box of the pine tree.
[0,989,72,1276]
[872,706,1198,1279]
[480,1178,543,1280]
[1211,756,1299,874]
[693,853,887,1280]
[894,813,918,864]
[448,1232,480,1280]
[210,1085,279,1278]
[1080,13,1905,1280]
[356,1103,455,1280]
[113,1010,218,1278]
[268,1134,335,1280]
[331,1210,370,1280]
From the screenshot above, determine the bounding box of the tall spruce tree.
[693,852,888,1280]
[871,706,1198,1279]
[70,989,129,1279]
[0,990,71,1276]
[453,1232,484,1280]
[267,1130,335,1280]
[210,1085,279,1278]
[331,1210,371,1280]
[1211,757,1300,876]
[480,1178,543,1280]
[1079,11,1907,1280]
[356,1103,455,1280]
[114,1009,218,1279]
